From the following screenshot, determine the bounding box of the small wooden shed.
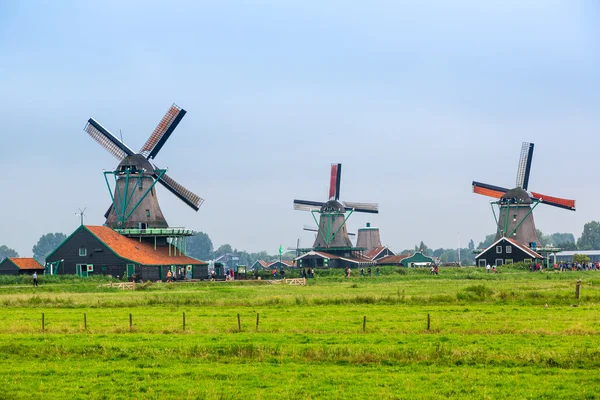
[0,258,45,276]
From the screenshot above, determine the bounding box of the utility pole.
[457,232,461,266]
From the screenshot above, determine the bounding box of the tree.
[32,233,66,264]
[577,221,600,250]
[414,241,432,256]
[573,253,590,265]
[549,233,575,246]
[556,242,577,251]
[0,245,18,262]
[211,244,233,259]
[186,231,213,261]
[432,248,445,257]
[477,234,495,249]
[468,239,475,251]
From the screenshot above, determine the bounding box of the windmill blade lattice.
[515,142,534,190]
[156,172,204,211]
[140,104,186,160]
[84,119,134,161]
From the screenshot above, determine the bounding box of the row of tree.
[0,233,67,264]
[4,221,600,266]
[183,232,295,266]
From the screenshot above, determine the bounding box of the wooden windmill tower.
[294,164,378,251]
[472,142,575,247]
[84,104,204,230]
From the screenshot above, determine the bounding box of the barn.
[0,258,45,276]
[365,246,395,261]
[45,225,208,281]
[295,250,374,270]
[475,237,542,267]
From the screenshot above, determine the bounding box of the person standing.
[486,264,491,273]
[367,267,372,277]
[375,266,380,277]
[32,272,38,287]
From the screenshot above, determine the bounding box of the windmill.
[472,142,575,247]
[294,163,378,250]
[84,104,204,229]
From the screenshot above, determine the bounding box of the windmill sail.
[156,172,204,211]
[84,119,134,161]
[329,163,341,200]
[140,104,186,160]
[515,142,534,190]
[530,191,576,211]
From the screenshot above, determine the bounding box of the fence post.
[363,316,366,332]
[42,313,45,333]
[237,313,241,331]
[256,313,260,331]
[84,313,87,330]
[183,312,186,331]
[129,313,133,331]
[576,279,581,299]
[427,314,431,331]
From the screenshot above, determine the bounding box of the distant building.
[400,252,435,267]
[295,251,374,270]
[0,258,44,276]
[475,237,542,267]
[555,250,600,264]
[213,253,240,273]
[376,254,410,266]
[268,260,295,270]
[45,225,208,280]
[365,246,395,261]
[250,260,270,271]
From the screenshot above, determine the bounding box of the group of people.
[299,268,315,279]
[272,268,285,279]
[485,264,498,273]
[346,266,381,278]
[556,262,600,272]
[429,265,439,275]
[225,269,236,280]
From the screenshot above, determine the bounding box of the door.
[76,264,88,277]
[127,264,135,278]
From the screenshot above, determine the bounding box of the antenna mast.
[76,208,87,226]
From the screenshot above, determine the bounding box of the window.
[79,247,87,256]
[478,259,486,267]
[506,246,512,254]
[145,209,151,217]
[524,258,532,263]
[496,246,502,254]
[505,259,513,264]
[495,259,504,266]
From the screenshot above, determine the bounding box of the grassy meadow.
[0,266,599,399]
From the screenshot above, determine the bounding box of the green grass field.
[0,267,599,399]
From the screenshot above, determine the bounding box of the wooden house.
[475,237,542,267]
[0,258,45,276]
[45,225,208,281]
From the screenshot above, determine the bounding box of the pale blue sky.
[1,1,599,256]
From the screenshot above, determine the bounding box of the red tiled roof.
[377,254,410,264]
[266,260,295,268]
[8,258,44,270]
[85,226,207,266]
[258,260,269,268]
[505,238,543,259]
[365,246,386,260]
